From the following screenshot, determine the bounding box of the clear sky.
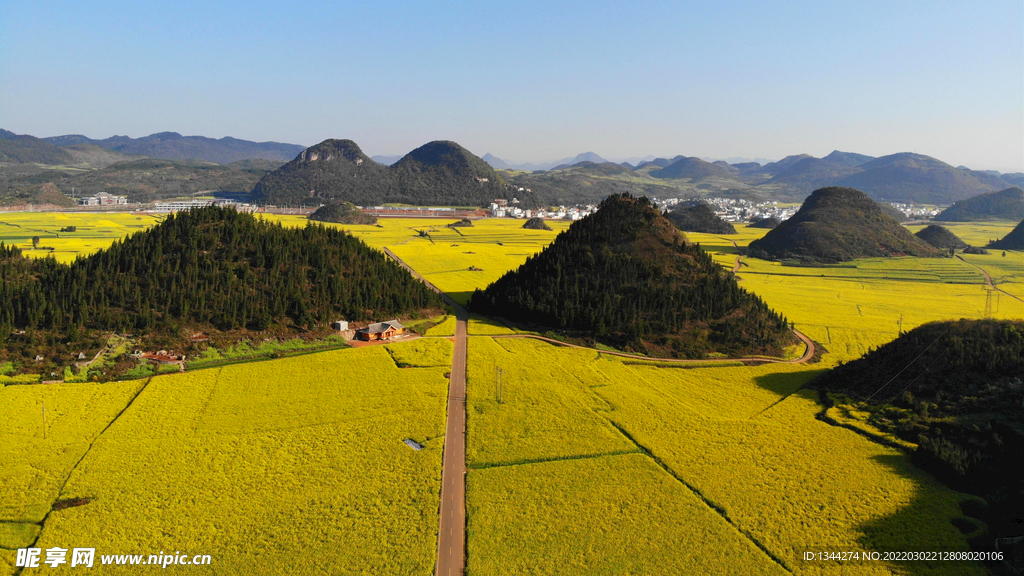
[1,0,1021,171]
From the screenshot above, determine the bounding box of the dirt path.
[489,330,815,364]
[956,255,1024,304]
[382,247,467,576]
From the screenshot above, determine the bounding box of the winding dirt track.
[489,330,815,364]
[956,255,1024,304]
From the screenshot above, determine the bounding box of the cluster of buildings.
[654,197,799,223]
[76,192,128,206]
[489,200,597,220]
[888,202,942,219]
[151,198,255,213]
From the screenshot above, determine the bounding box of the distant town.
[37,190,944,222]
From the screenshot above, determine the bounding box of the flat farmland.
[0,212,161,263]
[464,337,984,575]
[5,340,451,575]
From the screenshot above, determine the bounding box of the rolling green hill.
[0,206,441,368]
[43,131,305,164]
[471,194,792,358]
[987,219,1024,249]
[814,319,1024,542]
[934,187,1024,222]
[251,139,522,207]
[747,187,942,263]
[914,225,967,250]
[665,202,737,234]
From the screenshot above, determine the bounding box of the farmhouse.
[355,320,405,341]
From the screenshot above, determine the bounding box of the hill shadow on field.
[849,453,990,575]
[753,369,825,397]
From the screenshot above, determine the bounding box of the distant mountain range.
[42,131,305,164]
[4,127,1024,208]
[502,149,1024,205]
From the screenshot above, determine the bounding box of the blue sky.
[1,0,1021,170]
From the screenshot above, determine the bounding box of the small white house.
[332,320,349,331]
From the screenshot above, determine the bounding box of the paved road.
[380,246,467,575]
[436,307,468,576]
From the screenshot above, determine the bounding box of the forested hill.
[665,202,737,234]
[0,207,441,338]
[814,319,1024,539]
[988,219,1024,249]
[250,139,527,207]
[470,194,793,358]
[747,187,941,263]
[935,187,1024,222]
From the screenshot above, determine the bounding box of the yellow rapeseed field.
[0,380,146,548]
[464,337,984,575]
[20,341,449,575]
[0,212,161,263]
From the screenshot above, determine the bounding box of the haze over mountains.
[3,127,1024,209]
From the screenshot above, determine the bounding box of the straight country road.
[436,307,467,576]
[380,247,467,575]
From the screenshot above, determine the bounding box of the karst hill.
[747,187,941,263]
[471,194,793,358]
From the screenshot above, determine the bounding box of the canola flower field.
[465,337,985,575]
[0,212,161,263]
[4,211,1023,575]
[3,341,451,575]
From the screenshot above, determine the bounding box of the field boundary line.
[468,449,642,470]
[486,332,815,365]
[606,420,794,574]
[14,377,154,575]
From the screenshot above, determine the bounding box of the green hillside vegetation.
[987,219,1024,249]
[665,202,737,234]
[0,207,441,372]
[747,187,942,263]
[1,158,281,204]
[835,153,1002,204]
[814,319,1024,542]
[43,131,305,164]
[748,216,781,229]
[309,201,377,225]
[935,187,1024,222]
[251,139,523,208]
[765,157,858,193]
[470,194,793,358]
[650,157,734,180]
[914,225,967,250]
[522,217,552,231]
[0,133,73,165]
[503,167,691,206]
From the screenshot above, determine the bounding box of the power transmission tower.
[984,287,993,319]
[42,400,47,440]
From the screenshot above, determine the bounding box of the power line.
[854,323,954,409]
